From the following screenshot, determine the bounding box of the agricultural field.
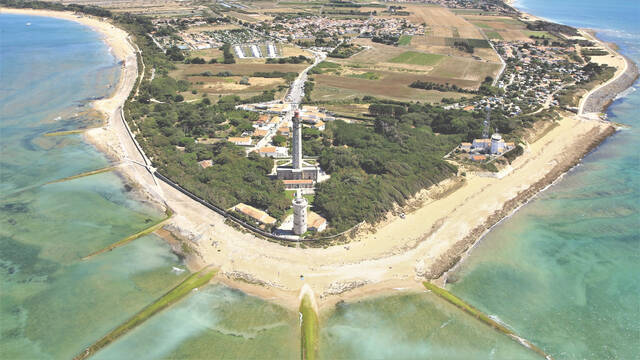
[189,48,224,62]
[464,15,538,41]
[185,24,242,33]
[321,103,371,120]
[307,36,500,103]
[389,51,444,66]
[170,63,307,99]
[310,69,475,103]
[399,4,503,61]
[407,5,484,39]
[228,11,273,23]
[398,35,412,46]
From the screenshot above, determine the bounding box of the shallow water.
[0,14,188,359]
[0,14,299,359]
[321,2,640,358]
[319,292,540,360]
[93,285,300,360]
[446,1,640,358]
[2,2,638,358]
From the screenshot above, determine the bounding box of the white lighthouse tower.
[292,190,308,235]
[292,110,303,170]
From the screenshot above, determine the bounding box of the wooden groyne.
[82,209,173,260]
[73,267,217,360]
[45,167,115,185]
[422,282,553,359]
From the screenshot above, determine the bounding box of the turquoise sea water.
[0,14,299,359]
[318,1,640,359]
[445,1,640,358]
[0,14,190,359]
[2,1,638,358]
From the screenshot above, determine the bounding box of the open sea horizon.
[1,0,638,358]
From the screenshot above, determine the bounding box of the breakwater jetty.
[73,267,217,360]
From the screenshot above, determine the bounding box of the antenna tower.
[483,105,491,139]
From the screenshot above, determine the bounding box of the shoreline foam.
[3,6,635,310]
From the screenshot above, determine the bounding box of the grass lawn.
[389,51,444,66]
[398,35,412,45]
[285,190,315,204]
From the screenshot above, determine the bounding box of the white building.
[228,137,252,146]
[292,191,308,235]
[490,133,505,154]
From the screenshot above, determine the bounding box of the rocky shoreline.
[583,55,639,114]
[429,124,616,282]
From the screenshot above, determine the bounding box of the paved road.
[248,50,326,153]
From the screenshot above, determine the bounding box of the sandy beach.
[4,7,630,311]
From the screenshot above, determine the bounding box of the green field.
[310,61,341,74]
[485,31,503,40]
[398,35,412,46]
[472,22,491,29]
[523,30,556,39]
[389,51,443,66]
[444,38,491,48]
[348,71,380,80]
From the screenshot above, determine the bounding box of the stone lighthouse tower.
[292,190,308,235]
[291,110,303,170]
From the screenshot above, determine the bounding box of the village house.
[283,179,314,190]
[258,146,288,158]
[198,159,213,169]
[311,121,325,131]
[228,137,252,146]
[307,211,327,232]
[277,126,291,137]
[233,203,276,225]
[252,129,268,138]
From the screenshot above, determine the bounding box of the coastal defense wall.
[155,172,364,243]
[583,57,639,114]
[156,172,315,242]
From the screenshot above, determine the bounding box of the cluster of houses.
[237,102,292,115]
[359,17,425,39]
[495,41,594,113]
[225,104,333,161]
[260,16,423,43]
[449,40,596,116]
[150,16,266,51]
[298,105,335,131]
[232,202,327,233]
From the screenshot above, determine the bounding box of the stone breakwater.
[583,56,639,114]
